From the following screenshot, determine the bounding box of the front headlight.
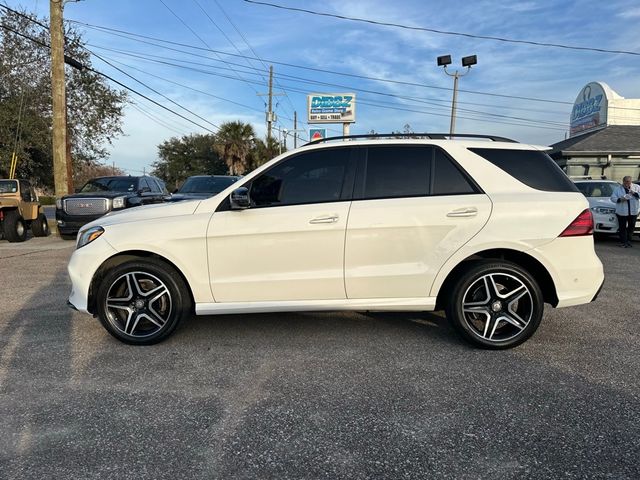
[112,196,126,209]
[56,198,62,209]
[77,226,104,249]
[592,206,615,215]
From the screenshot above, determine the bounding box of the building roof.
[549,125,640,157]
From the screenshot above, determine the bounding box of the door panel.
[208,202,351,302]
[344,194,491,298]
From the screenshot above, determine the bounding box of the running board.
[195,297,437,316]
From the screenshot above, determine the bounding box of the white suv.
[67,134,604,349]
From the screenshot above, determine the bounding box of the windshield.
[0,180,18,194]
[575,182,618,198]
[80,178,139,193]
[178,176,237,194]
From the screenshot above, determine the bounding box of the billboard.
[307,93,356,123]
[570,82,608,137]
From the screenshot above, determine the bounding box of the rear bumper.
[591,278,605,302]
[530,236,605,308]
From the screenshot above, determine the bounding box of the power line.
[87,39,570,117]
[158,0,263,99]
[92,45,567,128]
[89,50,220,131]
[244,0,640,57]
[0,22,217,133]
[130,101,192,136]
[66,19,574,106]
[211,0,298,116]
[0,6,571,134]
[95,51,268,115]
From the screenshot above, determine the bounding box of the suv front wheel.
[95,258,192,345]
[446,261,544,349]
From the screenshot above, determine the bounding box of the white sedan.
[574,180,620,234]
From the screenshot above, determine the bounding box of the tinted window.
[575,182,618,198]
[80,177,139,193]
[0,180,18,193]
[179,176,237,194]
[433,148,477,195]
[139,178,151,191]
[469,148,578,192]
[250,148,351,207]
[147,178,161,193]
[155,178,168,194]
[363,146,431,199]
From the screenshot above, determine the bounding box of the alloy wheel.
[104,271,173,338]
[461,272,533,342]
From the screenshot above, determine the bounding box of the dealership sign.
[307,93,356,123]
[570,82,609,137]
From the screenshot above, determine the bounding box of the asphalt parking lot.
[0,235,638,479]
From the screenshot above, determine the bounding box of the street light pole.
[437,55,477,136]
[449,72,459,136]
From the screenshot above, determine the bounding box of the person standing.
[611,176,640,247]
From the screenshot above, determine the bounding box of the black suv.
[56,175,168,239]
[169,175,240,202]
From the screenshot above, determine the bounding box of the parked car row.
[55,175,239,239]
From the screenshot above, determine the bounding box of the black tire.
[3,210,27,242]
[31,213,50,237]
[95,258,192,345]
[445,261,544,349]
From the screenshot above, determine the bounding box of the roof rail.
[306,133,518,145]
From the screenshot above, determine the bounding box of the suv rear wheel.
[95,258,192,345]
[445,261,544,349]
[3,210,27,242]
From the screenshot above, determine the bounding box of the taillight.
[559,209,594,237]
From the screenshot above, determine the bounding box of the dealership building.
[549,82,640,181]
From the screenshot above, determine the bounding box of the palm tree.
[249,136,281,172]
[213,121,256,175]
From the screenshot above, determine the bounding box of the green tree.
[152,133,226,190]
[213,121,256,176]
[0,8,126,187]
[249,136,281,172]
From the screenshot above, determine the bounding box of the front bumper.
[68,237,118,314]
[592,211,618,234]
[55,209,104,235]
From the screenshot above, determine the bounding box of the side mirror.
[230,187,250,210]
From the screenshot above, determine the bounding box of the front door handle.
[309,215,339,224]
[447,207,478,217]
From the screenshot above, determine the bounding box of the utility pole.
[257,65,284,144]
[50,0,70,197]
[294,111,298,148]
[267,65,273,141]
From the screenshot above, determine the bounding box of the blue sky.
[13,0,640,175]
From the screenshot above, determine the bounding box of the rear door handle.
[447,207,478,217]
[309,215,339,224]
